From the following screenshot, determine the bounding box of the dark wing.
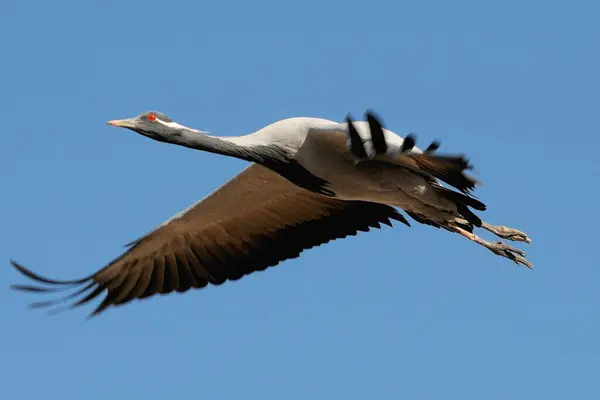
[10,164,408,317]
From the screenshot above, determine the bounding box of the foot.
[485,240,533,269]
[482,223,532,244]
[448,225,533,269]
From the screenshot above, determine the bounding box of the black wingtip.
[10,284,64,293]
[365,111,388,154]
[390,211,411,227]
[425,140,440,153]
[364,109,382,123]
[10,259,87,286]
[345,114,369,159]
[9,258,106,317]
[319,187,337,197]
[400,134,416,153]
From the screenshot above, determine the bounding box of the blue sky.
[1,0,598,398]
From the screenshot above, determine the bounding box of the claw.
[511,255,533,269]
[508,256,532,268]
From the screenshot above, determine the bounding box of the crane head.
[107,111,187,142]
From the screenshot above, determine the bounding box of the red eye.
[148,113,157,122]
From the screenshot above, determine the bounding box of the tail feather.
[433,185,486,211]
[432,185,486,227]
[410,153,479,194]
[456,203,482,227]
[406,210,474,233]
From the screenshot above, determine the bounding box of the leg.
[480,222,531,244]
[448,225,533,269]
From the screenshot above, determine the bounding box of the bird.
[10,110,532,317]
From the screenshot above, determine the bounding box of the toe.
[497,242,526,257]
[500,227,532,244]
[510,232,531,244]
[513,255,533,269]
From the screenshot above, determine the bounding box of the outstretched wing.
[10,163,408,317]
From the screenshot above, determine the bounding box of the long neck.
[173,128,291,165]
[170,126,335,196]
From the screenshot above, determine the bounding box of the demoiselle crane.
[10,110,532,317]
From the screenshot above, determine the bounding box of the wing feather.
[10,164,408,317]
